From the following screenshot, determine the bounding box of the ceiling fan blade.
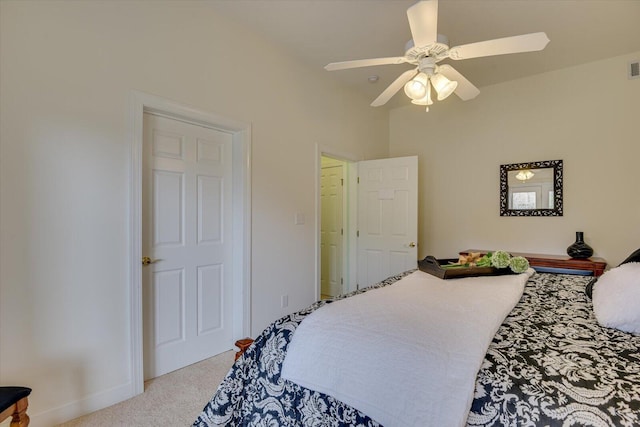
[437,64,480,100]
[325,57,408,71]
[407,0,438,48]
[448,32,550,60]
[371,69,418,107]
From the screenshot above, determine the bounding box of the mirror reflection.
[500,160,563,216]
[507,168,554,210]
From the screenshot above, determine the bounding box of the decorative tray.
[418,255,515,280]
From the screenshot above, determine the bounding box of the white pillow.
[592,262,640,334]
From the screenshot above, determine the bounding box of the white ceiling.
[209,0,640,109]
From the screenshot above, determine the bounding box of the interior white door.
[142,112,233,380]
[321,164,344,298]
[357,156,418,288]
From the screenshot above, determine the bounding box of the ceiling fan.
[325,0,550,110]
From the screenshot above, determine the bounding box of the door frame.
[129,90,251,394]
[315,145,359,299]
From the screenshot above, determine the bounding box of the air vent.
[629,60,640,79]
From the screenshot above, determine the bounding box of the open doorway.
[320,156,345,299]
[320,155,351,299]
[317,152,418,300]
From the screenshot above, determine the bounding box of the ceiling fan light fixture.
[403,72,429,100]
[516,170,535,181]
[431,73,458,100]
[411,80,434,106]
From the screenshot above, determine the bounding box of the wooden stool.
[0,387,31,427]
[234,338,254,360]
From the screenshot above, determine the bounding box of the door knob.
[408,242,416,248]
[141,256,160,266]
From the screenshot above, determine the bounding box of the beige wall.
[0,1,388,424]
[3,1,637,423]
[390,51,640,267]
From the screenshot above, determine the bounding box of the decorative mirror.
[500,159,563,216]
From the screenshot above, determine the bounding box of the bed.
[193,268,640,426]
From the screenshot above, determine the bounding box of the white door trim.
[129,91,251,395]
[315,145,360,299]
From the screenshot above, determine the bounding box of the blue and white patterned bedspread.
[194,272,640,426]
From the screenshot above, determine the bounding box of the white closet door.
[142,113,233,379]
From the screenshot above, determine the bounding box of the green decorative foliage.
[491,251,512,269]
[509,256,530,273]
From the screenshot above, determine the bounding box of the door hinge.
[341,228,343,236]
[357,177,360,184]
[357,230,359,237]
[341,278,343,284]
[341,178,344,186]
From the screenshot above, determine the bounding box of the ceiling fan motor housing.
[404,34,450,64]
[418,57,437,75]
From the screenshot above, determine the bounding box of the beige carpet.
[57,350,235,426]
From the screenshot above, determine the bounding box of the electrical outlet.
[281,295,288,308]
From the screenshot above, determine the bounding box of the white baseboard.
[30,381,137,426]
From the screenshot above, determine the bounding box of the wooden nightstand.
[234,338,254,360]
[461,249,607,276]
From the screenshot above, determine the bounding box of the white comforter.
[281,268,534,427]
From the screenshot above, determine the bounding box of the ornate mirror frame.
[500,159,563,216]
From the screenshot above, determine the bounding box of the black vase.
[567,231,594,259]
